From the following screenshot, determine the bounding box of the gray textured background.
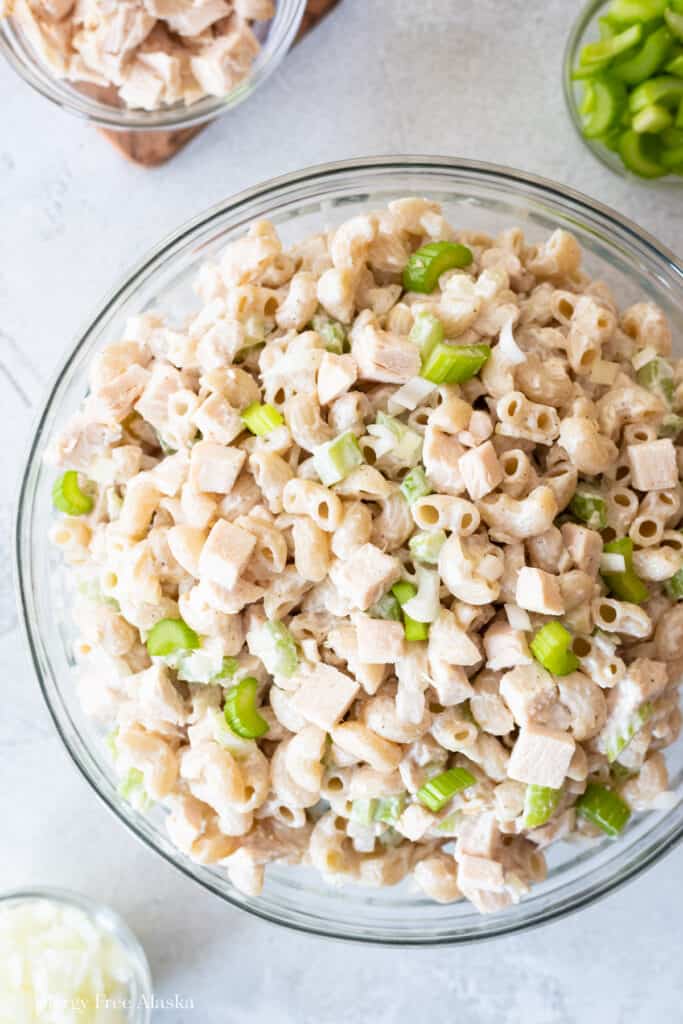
[1,1,682,1021]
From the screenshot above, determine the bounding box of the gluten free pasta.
[49,198,683,913]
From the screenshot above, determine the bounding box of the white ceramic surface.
[1,0,682,1020]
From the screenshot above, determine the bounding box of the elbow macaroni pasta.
[48,200,683,914]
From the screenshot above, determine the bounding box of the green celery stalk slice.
[619,128,667,175]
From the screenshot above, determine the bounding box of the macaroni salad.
[1,0,273,109]
[48,198,683,912]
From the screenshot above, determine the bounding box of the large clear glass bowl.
[15,156,683,945]
[0,0,306,131]
[563,0,682,188]
[0,888,153,1021]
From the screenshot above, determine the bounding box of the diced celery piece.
[313,431,365,485]
[576,783,631,837]
[530,622,580,676]
[409,529,447,565]
[224,677,269,739]
[636,356,674,402]
[582,77,627,137]
[52,470,94,516]
[409,311,444,358]
[664,567,683,598]
[523,784,563,829]
[403,242,473,293]
[569,490,608,529]
[614,25,674,83]
[147,618,200,657]
[311,314,348,354]
[601,537,650,603]
[400,465,432,504]
[369,593,403,621]
[252,620,298,677]
[629,74,683,111]
[605,702,653,761]
[633,101,674,131]
[417,767,476,811]
[242,402,284,436]
[420,342,491,385]
[579,23,643,69]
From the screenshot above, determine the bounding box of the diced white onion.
[0,900,133,1023]
[497,316,526,366]
[504,603,531,631]
[387,376,437,413]
[600,552,626,574]
[590,359,620,386]
[631,346,658,371]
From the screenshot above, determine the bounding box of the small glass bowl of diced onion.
[0,889,153,1024]
[563,0,683,185]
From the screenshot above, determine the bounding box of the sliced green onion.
[530,622,580,676]
[391,580,430,641]
[241,402,284,436]
[252,620,298,677]
[605,702,653,761]
[409,312,444,358]
[579,23,643,69]
[569,490,608,530]
[400,465,432,504]
[52,470,94,516]
[369,593,403,621]
[224,677,269,739]
[523,784,563,829]
[311,314,347,354]
[403,241,473,294]
[601,537,649,603]
[614,25,674,83]
[576,783,631,837]
[420,341,491,385]
[313,430,365,486]
[215,656,240,680]
[636,356,674,403]
[146,618,200,657]
[581,77,627,137]
[417,767,476,812]
[374,795,406,824]
[409,529,447,565]
[664,566,683,598]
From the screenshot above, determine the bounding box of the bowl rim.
[0,0,307,131]
[14,155,683,946]
[562,0,683,188]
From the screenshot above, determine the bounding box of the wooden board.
[94,0,340,167]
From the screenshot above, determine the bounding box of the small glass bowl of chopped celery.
[0,888,153,1023]
[564,0,683,185]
